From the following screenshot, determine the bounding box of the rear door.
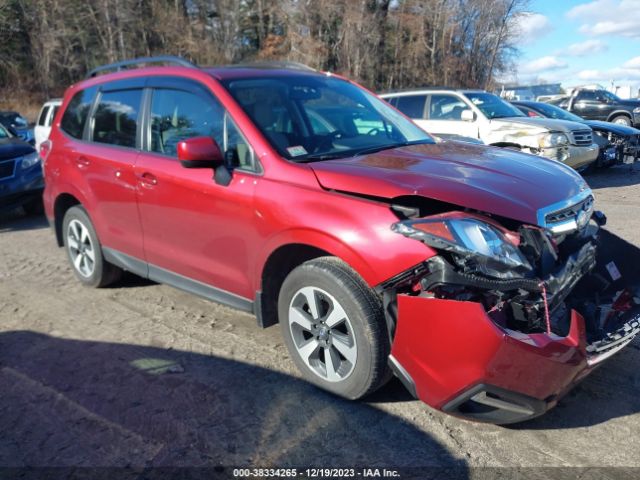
[79,83,146,260]
[134,78,261,300]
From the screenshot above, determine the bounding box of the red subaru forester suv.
[43,57,639,424]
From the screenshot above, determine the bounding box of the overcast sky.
[507,0,640,90]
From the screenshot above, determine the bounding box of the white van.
[35,98,62,152]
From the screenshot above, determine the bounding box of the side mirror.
[177,136,223,169]
[461,109,475,122]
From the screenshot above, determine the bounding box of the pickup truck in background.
[548,87,640,128]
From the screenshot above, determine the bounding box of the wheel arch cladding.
[258,243,331,328]
[54,193,81,246]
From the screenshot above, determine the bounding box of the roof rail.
[224,61,316,72]
[86,55,197,78]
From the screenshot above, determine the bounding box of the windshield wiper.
[350,140,432,157]
[297,140,432,163]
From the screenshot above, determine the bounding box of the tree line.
[0,0,527,102]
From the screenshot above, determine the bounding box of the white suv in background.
[34,98,62,152]
[381,89,599,170]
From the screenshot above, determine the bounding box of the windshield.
[0,124,9,139]
[464,92,526,120]
[527,103,584,122]
[0,112,28,128]
[221,75,434,161]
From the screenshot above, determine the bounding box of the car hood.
[491,117,589,133]
[309,142,588,226]
[584,120,640,136]
[0,137,36,160]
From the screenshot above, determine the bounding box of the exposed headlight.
[538,132,569,148]
[392,214,532,279]
[20,152,40,169]
[633,107,640,114]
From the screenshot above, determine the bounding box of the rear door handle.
[140,172,158,186]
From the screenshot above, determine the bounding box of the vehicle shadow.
[0,331,468,478]
[584,163,640,189]
[0,209,48,233]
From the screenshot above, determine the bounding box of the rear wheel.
[62,206,121,287]
[278,257,390,400]
[611,115,632,127]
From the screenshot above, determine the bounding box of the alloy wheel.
[67,219,95,277]
[288,286,357,382]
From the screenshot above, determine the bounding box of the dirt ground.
[1,164,640,478]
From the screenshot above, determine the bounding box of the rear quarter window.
[37,106,49,126]
[61,87,97,139]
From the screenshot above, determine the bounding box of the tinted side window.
[149,88,257,171]
[429,94,468,120]
[395,95,426,118]
[61,87,97,139]
[576,90,596,101]
[92,89,142,148]
[149,89,224,156]
[37,106,49,126]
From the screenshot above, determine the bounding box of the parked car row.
[0,110,35,145]
[38,56,640,425]
[380,88,640,172]
[512,100,640,168]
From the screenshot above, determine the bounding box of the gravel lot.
[1,164,639,478]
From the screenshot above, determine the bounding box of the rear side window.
[37,106,49,126]
[92,89,142,148]
[395,95,426,119]
[61,87,97,139]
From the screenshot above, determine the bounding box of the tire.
[62,206,121,287]
[611,115,632,127]
[278,256,390,400]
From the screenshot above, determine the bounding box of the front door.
[135,83,261,300]
[417,94,479,139]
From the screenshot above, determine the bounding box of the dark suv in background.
[42,56,640,424]
[550,87,640,128]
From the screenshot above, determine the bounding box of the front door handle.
[74,156,90,169]
[140,172,158,186]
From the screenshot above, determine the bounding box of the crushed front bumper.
[390,294,639,424]
[565,143,599,170]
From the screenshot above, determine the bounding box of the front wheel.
[278,257,391,400]
[62,206,121,287]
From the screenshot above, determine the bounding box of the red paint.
[392,295,594,409]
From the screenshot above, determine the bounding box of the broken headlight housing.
[538,132,569,149]
[392,215,532,280]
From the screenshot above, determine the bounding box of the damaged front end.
[381,201,640,424]
[592,130,640,166]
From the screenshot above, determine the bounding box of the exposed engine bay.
[382,203,640,359]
